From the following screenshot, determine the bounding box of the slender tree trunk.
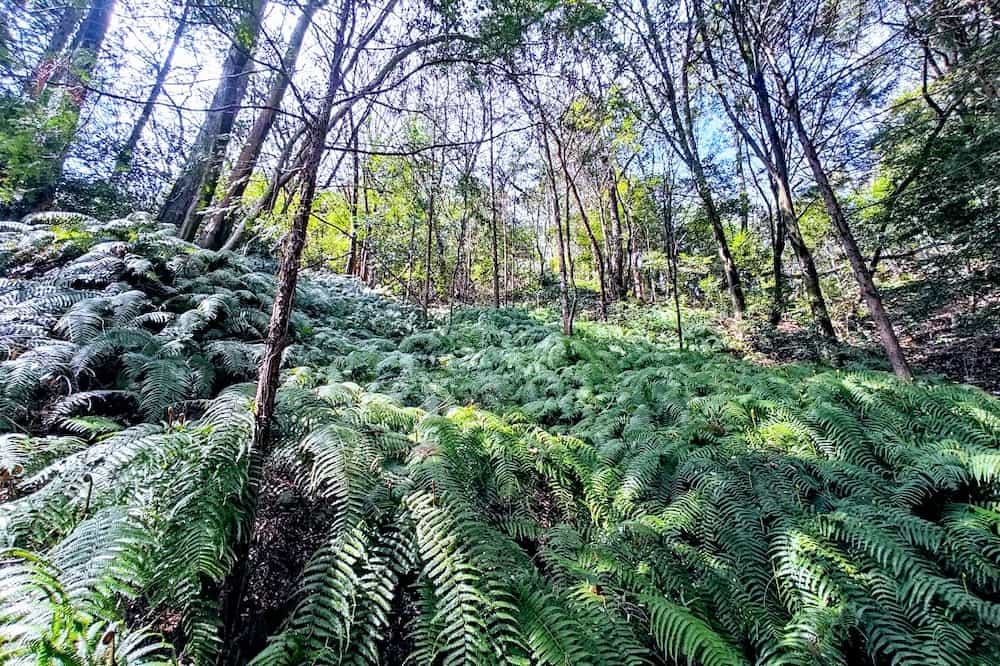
[565,164,607,320]
[607,160,627,299]
[221,3,353,658]
[767,178,786,326]
[772,71,913,379]
[750,72,835,338]
[346,127,361,273]
[563,181,578,326]
[359,173,372,281]
[160,0,267,238]
[636,0,745,318]
[505,210,513,303]
[539,129,572,335]
[662,182,683,349]
[423,189,434,315]
[489,102,501,308]
[114,1,189,172]
[735,131,749,233]
[597,198,614,296]
[199,0,318,249]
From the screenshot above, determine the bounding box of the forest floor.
[4,216,1000,664]
[740,316,1000,395]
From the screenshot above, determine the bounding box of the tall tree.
[113,0,189,172]
[758,0,913,379]
[695,0,836,338]
[158,0,267,239]
[27,0,116,211]
[623,0,747,319]
[198,0,323,249]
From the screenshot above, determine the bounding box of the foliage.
[3,215,1000,664]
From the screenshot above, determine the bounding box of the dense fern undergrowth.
[2,215,1000,665]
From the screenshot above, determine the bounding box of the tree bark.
[693,0,836,337]
[32,0,85,93]
[159,0,267,238]
[346,126,361,273]
[199,0,319,249]
[607,160,627,299]
[662,181,683,349]
[28,0,116,211]
[770,67,913,379]
[221,2,354,658]
[767,178,786,326]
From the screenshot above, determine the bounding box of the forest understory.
[2,214,1000,665]
[2,0,999,662]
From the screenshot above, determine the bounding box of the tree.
[114,0,189,172]
[198,0,323,249]
[757,0,913,378]
[158,0,268,239]
[24,0,117,211]
[621,0,747,319]
[696,0,836,338]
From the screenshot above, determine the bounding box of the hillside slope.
[2,215,1000,665]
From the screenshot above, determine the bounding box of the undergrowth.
[2,215,1000,665]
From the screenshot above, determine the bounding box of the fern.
[3,214,1000,664]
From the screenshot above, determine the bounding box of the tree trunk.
[160,0,266,238]
[636,0,745,318]
[767,178,786,326]
[423,189,434,315]
[774,73,913,379]
[662,182,683,349]
[26,0,116,212]
[32,0,85,94]
[607,161,627,299]
[346,127,361,273]
[199,0,318,249]
[114,1,189,172]
[749,72,835,338]
[221,3,353,657]
[539,129,572,335]
[565,162,607,320]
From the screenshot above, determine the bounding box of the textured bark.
[159,0,267,238]
[767,179,786,326]
[662,185,683,349]
[199,0,319,249]
[345,127,361,274]
[423,186,435,314]
[33,0,85,90]
[222,4,352,658]
[770,68,913,379]
[694,0,836,337]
